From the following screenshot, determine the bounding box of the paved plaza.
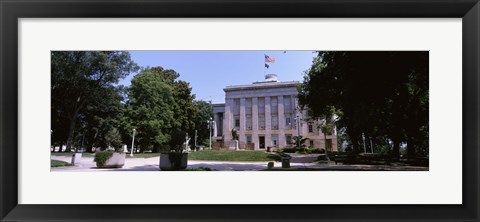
[51,153,428,171]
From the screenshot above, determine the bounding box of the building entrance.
[259,136,265,149]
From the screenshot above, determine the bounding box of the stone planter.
[101,152,125,168]
[71,153,82,165]
[159,153,188,170]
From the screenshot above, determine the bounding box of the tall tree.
[190,100,214,148]
[51,51,139,152]
[125,66,198,153]
[127,69,175,152]
[299,51,428,158]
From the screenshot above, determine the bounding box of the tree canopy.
[125,67,198,153]
[51,52,214,154]
[51,51,139,152]
[190,100,214,148]
[298,51,428,158]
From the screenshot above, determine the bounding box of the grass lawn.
[51,152,95,157]
[52,150,283,162]
[189,150,281,162]
[51,159,73,167]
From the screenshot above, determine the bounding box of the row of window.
[246,134,293,146]
[231,96,296,116]
[234,118,332,136]
[245,135,333,149]
[234,115,298,130]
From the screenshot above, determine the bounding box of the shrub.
[189,167,212,171]
[309,148,324,154]
[94,151,113,168]
[281,147,297,153]
[168,151,186,170]
[281,147,326,154]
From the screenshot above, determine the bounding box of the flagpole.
[264,62,266,78]
[263,53,266,78]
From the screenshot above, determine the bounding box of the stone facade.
[213,74,338,151]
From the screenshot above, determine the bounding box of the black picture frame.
[1,0,479,221]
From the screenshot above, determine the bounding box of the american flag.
[264,54,275,63]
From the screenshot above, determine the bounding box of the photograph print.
[50,51,429,171]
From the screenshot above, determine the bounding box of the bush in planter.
[159,144,189,170]
[94,151,113,168]
[168,151,184,169]
[159,151,188,171]
[94,150,126,168]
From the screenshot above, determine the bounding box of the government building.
[211,74,338,151]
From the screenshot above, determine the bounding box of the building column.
[278,95,286,148]
[264,96,271,148]
[252,97,259,150]
[239,98,246,144]
[223,98,233,142]
[213,112,218,137]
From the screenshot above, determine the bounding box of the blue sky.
[120,51,317,104]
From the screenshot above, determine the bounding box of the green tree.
[79,85,126,152]
[127,69,175,152]
[317,106,338,160]
[125,66,198,153]
[292,136,308,148]
[190,100,213,148]
[145,67,198,152]
[104,127,122,151]
[299,51,428,159]
[51,51,139,152]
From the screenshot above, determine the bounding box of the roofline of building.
[223,81,300,92]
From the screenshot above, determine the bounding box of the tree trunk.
[85,127,95,153]
[407,136,416,159]
[391,140,400,160]
[65,116,77,152]
[86,138,94,153]
[324,134,330,160]
[55,141,61,152]
[351,137,360,153]
[58,141,65,152]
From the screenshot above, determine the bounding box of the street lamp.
[295,115,302,148]
[362,132,366,153]
[130,128,136,157]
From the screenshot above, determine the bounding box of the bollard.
[71,152,82,165]
[267,162,274,169]
[281,156,291,168]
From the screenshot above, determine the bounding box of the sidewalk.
[51,155,428,171]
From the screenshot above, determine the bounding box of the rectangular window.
[246,98,252,115]
[246,115,252,130]
[234,99,240,115]
[308,124,313,133]
[272,135,278,146]
[235,118,240,128]
[270,97,278,114]
[310,140,314,148]
[271,115,278,130]
[246,135,252,143]
[284,96,291,113]
[259,115,265,129]
[286,135,292,144]
[258,97,265,114]
[286,117,291,128]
